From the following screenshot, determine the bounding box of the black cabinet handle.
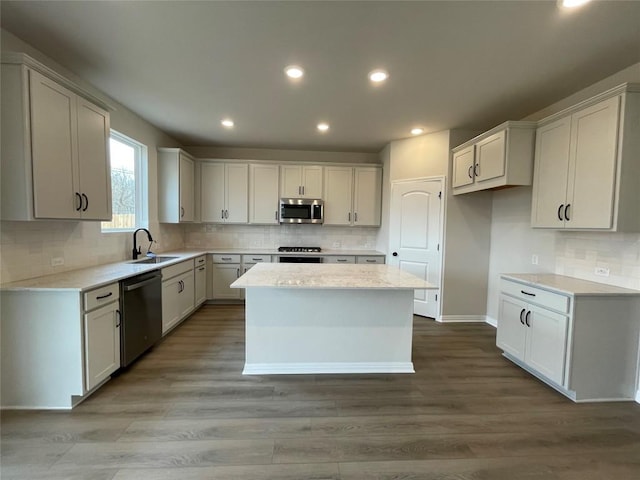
[198,266,205,271]
[473,163,479,178]
[96,292,113,300]
[115,309,121,328]
[525,310,531,327]
[75,192,82,211]
[557,204,564,221]
[181,206,185,218]
[82,193,88,212]
[392,252,398,257]
[564,204,571,221]
[519,308,526,325]
[521,290,536,297]
[468,165,473,179]
[221,209,225,219]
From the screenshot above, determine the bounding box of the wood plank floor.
[2,304,640,479]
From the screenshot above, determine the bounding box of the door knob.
[392,252,398,257]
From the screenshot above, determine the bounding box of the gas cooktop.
[278,246,322,253]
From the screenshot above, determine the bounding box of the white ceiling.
[1,1,639,153]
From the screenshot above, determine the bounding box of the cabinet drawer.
[241,254,271,263]
[357,256,385,264]
[84,282,119,311]
[501,279,569,314]
[162,259,194,280]
[212,254,241,264]
[195,255,207,266]
[325,256,356,264]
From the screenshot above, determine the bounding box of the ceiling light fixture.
[285,65,304,79]
[411,128,424,136]
[221,119,234,128]
[317,122,330,132]
[559,0,591,8]
[369,69,389,83]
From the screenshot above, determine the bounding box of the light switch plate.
[594,267,610,277]
[51,257,64,266]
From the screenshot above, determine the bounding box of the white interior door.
[389,178,443,318]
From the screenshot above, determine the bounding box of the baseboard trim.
[485,316,498,328]
[437,315,487,323]
[243,362,415,375]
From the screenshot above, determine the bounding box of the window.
[101,131,148,232]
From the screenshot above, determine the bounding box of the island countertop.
[231,263,435,290]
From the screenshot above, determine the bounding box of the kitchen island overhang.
[231,263,435,375]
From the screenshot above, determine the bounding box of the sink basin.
[128,256,180,264]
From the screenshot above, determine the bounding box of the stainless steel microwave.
[279,198,324,224]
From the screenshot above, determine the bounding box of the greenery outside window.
[101,131,148,232]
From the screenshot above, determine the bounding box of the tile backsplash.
[0,221,184,284]
[183,224,379,251]
[555,232,640,290]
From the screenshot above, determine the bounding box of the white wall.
[486,62,640,321]
[0,29,185,284]
[378,129,493,318]
[185,146,379,164]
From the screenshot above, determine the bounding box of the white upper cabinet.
[158,148,195,223]
[201,162,248,223]
[451,121,536,195]
[280,164,323,198]
[531,85,640,231]
[323,166,381,227]
[1,55,111,221]
[249,163,279,224]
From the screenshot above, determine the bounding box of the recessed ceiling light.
[559,0,591,8]
[285,65,304,79]
[221,119,234,128]
[411,128,424,136]
[369,69,389,83]
[317,122,330,132]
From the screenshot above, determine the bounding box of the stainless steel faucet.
[132,228,154,259]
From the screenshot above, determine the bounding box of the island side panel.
[243,287,415,374]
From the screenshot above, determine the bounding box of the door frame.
[389,175,446,320]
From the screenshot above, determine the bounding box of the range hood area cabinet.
[531,84,640,231]
[157,148,196,223]
[1,53,112,221]
[451,121,536,195]
[280,164,324,198]
[323,166,382,226]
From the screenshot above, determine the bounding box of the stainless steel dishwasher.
[119,270,162,367]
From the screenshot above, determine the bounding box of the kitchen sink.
[128,256,180,264]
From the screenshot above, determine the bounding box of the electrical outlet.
[51,257,64,266]
[531,254,539,265]
[594,267,610,277]
[332,241,341,248]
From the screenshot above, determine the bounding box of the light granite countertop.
[0,251,209,292]
[231,263,435,290]
[502,273,640,297]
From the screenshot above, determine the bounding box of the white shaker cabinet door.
[323,166,353,225]
[76,98,111,220]
[525,305,568,386]
[353,167,381,226]
[179,153,195,222]
[195,263,207,306]
[225,163,249,223]
[566,96,620,229]
[496,294,527,362]
[452,145,475,189]
[301,166,323,198]
[280,165,303,197]
[211,263,243,300]
[475,130,505,184]
[200,163,226,222]
[249,164,279,224]
[29,69,79,219]
[531,117,572,228]
[84,302,120,392]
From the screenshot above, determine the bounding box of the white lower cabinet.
[1,282,121,409]
[161,260,195,335]
[497,276,640,402]
[497,294,567,385]
[211,253,272,300]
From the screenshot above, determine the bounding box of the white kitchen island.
[231,263,434,375]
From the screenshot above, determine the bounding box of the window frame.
[101,130,149,233]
